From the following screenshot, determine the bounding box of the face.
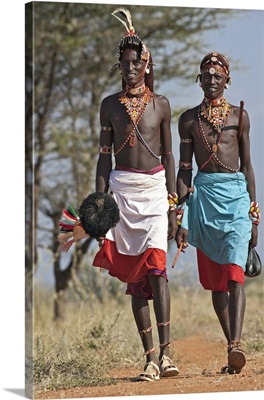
[119,47,147,88]
[200,65,227,100]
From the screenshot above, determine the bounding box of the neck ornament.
[119,85,152,126]
[125,83,146,96]
[200,96,230,134]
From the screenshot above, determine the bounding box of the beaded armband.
[101,126,113,132]
[176,203,186,226]
[181,138,193,143]
[179,161,192,170]
[249,202,261,225]
[168,193,178,212]
[99,145,112,154]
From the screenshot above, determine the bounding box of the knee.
[148,274,166,284]
[148,275,168,292]
[228,280,245,295]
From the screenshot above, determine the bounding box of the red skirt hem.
[197,249,244,292]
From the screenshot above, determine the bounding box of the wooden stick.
[172,242,183,268]
[238,100,244,140]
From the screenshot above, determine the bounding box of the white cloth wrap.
[106,169,169,255]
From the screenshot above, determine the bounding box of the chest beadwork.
[119,86,152,125]
[200,96,230,134]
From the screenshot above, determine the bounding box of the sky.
[0,1,263,400]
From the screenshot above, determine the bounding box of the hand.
[175,226,189,253]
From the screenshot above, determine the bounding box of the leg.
[131,294,159,364]
[148,275,171,358]
[228,280,246,342]
[213,281,246,374]
[131,294,160,381]
[211,290,231,343]
[212,281,246,343]
[226,281,246,373]
[148,275,179,377]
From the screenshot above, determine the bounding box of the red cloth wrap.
[197,249,244,292]
[93,239,167,299]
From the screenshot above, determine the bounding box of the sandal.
[221,341,246,374]
[220,364,236,374]
[159,355,179,378]
[227,341,246,374]
[137,361,160,382]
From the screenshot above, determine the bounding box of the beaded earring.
[146,67,150,74]
[225,76,232,89]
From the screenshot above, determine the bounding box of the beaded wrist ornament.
[249,202,261,225]
[168,193,178,212]
[176,203,186,226]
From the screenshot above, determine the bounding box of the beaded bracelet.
[168,193,178,212]
[249,201,261,225]
[99,145,112,154]
[176,203,186,226]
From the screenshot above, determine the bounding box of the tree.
[25,2,235,319]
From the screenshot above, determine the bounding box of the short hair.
[78,192,120,239]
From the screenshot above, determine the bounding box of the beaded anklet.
[227,341,243,353]
[144,347,155,356]
[159,342,170,349]
[139,325,152,337]
[157,321,170,327]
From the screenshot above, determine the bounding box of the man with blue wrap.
[175,52,260,374]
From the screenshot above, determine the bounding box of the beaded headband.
[200,52,230,77]
[112,7,150,62]
[196,51,231,85]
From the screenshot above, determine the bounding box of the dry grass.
[31,273,264,392]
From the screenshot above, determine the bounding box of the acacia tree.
[25,2,235,319]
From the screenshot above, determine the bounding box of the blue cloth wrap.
[183,172,252,270]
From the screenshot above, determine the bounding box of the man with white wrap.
[93,8,179,382]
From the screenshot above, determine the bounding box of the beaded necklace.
[116,85,152,150]
[119,86,152,126]
[200,96,230,134]
[115,86,159,158]
[198,104,239,172]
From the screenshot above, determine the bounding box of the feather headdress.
[57,205,88,253]
[111,7,135,35]
[111,7,150,62]
[57,192,120,253]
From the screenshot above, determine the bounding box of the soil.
[35,335,264,399]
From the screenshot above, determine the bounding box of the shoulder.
[153,93,171,107]
[179,105,199,124]
[229,102,249,122]
[101,92,121,109]
[101,92,120,106]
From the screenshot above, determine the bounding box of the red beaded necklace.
[119,85,152,126]
[200,95,230,134]
[117,85,152,149]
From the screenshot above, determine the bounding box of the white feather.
[111,7,134,34]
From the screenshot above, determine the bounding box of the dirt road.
[36,335,263,399]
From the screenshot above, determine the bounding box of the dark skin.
[96,47,176,365]
[175,64,258,346]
